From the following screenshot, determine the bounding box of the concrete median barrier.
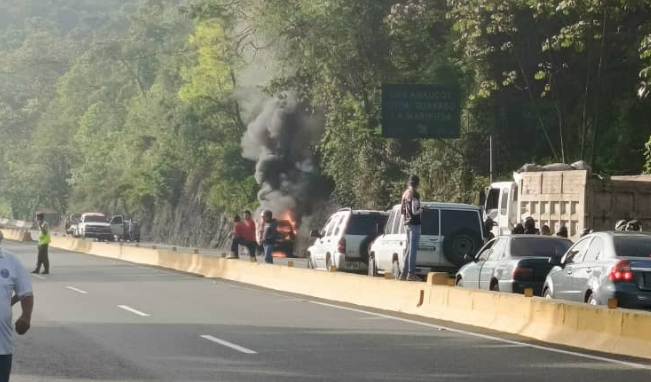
[10,234,649,361]
[0,228,33,242]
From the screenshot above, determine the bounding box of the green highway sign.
[381,84,461,139]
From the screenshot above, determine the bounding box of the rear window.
[421,209,439,235]
[346,214,387,236]
[614,236,651,258]
[510,237,572,258]
[84,216,106,223]
[441,210,481,237]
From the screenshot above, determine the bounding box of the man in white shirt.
[400,175,422,281]
[0,231,34,382]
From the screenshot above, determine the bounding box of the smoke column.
[241,92,322,225]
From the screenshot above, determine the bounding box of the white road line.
[31,274,46,280]
[65,286,88,294]
[309,301,651,370]
[117,305,150,317]
[200,335,257,354]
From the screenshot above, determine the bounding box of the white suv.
[307,209,388,272]
[368,202,483,278]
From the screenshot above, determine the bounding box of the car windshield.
[84,215,107,223]
[614,236,651,258]
[347,214,388,236]
[510,237,572,258]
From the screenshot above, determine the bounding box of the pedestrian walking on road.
[400,175,422,281]
[261,210,278,264]
[0,231,34,382]
[32,212,50,275]
[556,226,569,239]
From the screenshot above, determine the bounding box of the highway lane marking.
[65,286,88,294]
[31,274,46,280]
[117,305,150,317]
[309,301,651,371]
[200,335,257,354]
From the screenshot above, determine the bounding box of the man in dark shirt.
[261,210,278,264]
[400,175,422,281]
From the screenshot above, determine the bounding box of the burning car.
[273,219,297,258]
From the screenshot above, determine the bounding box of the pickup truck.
[108,215,141,242]
[78,213,113,241]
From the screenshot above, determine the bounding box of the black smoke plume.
[241,92,322,225]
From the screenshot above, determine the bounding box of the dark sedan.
[456,235,572,296]
[543,231,651,309]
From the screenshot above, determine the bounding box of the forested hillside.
[2,0,651,246]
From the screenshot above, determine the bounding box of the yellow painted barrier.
[37,234,651,361]
[0,228,32,242]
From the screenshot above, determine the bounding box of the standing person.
[400,175,422,281]
[541,225,552,236]
[32,212,50,275]
[227,216,245,260]
[0,231,34,382]
[261,210,278,264]
[256,211,265,257]
[512,224,525,235]
[523,217,539,235]
[483,217,495,243]
[556,226,569,238]
[242,210,258,257]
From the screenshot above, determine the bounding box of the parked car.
[108,215,141,242]
[78,213,113,241]
[456,235,572,295]
[307,209,388,271]
[543,231,651,309]
[368,203,484,279]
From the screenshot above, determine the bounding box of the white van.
[307,209,388,272]
[368,202,483,278]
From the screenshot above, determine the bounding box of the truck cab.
[484,180,518,236]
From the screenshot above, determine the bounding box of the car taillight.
[512,267,533,281]
[338,237,346,253]
[609,260,633,282]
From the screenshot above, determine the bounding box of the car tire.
[587,293,599,306]
[391,259,401,280]
[456,277,464,287]
[359,236,373,265]
[368,255,377,277]
[443,229,481,267]
[326,256,333,271]
[307,254,315,269]
[543,288,553,299]
[490,280,499,292]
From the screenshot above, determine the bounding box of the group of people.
[483,216,645,243]
[228,209,278,264]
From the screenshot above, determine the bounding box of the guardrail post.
[194,249,200,254]
[447,278,456,287]
[151,245,157,250]
[287,261,294,268]
[249,256,257,263]
[384,272,393,279]
[171,246,177,252]
[524,288,534,297]
[135,243,139,248]
[328,265,337,272]
[426,272,449,286]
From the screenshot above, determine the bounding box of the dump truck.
[484,169,651,240]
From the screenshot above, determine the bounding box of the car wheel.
[368,255,377,277]
[307,254,315,269]
[456,277,464,287]
[543,288,553,299]
[587,293,599,306]
[443,229,479,267]
[391,259,401,280]
[326,256,333,271]
[490,281,499,292]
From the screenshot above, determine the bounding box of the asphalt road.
[3,240,651,382]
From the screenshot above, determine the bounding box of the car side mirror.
[463,253,476,263]
[548,256,563,267]
[310,229,322,238]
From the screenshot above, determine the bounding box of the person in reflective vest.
[32,212,51,275]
